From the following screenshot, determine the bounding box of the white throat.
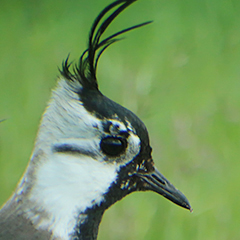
[28,153,118,239]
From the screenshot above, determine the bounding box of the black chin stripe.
[53,144,97,159]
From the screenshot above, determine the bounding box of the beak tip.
[180,195,192,212]
[182,200,192,212]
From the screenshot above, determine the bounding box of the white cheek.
[122,133,141,164]
[29,154,118,239]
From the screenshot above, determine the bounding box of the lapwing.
[0,0,191,239]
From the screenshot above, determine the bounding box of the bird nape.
[0,0,192,240]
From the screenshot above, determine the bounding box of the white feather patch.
[29,154,118,239]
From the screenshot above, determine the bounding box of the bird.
[0,0,191,239]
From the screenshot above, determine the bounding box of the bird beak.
[137,167,192,211]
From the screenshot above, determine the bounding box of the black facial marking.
[79,87,150,148]
[53,144,97,159]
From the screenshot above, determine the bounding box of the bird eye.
[100,137,127,157]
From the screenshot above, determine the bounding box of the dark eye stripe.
[53,144,97,158]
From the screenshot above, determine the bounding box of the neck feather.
[72,207,104,240]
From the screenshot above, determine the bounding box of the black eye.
[100,137,127,156]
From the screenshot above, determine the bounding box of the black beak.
[137,167,192,211]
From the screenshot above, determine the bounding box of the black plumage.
[60,0,151,89]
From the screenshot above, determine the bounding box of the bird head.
[24,0,191,238]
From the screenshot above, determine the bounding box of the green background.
[0,0,240,239]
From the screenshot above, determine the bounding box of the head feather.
[60,0,152,90]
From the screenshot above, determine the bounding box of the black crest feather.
[60,0,152,90]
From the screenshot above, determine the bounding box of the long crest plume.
[60,0,152,90]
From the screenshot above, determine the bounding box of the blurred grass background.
[0,0,240,239]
